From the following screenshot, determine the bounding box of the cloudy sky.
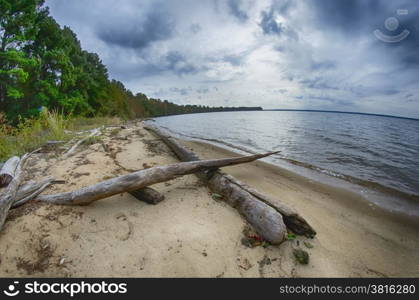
[46,0,419,118]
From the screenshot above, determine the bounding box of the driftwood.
[219,174,315,236]
[11,177,65,208]
[144,123,316,242]
[129,187,165,205]
[35,153,275,205]
[0,156,20,187]
[62,127,102,158]
[0,151,274,233]
[0,150,39,230]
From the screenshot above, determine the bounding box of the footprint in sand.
[114,213,133,241]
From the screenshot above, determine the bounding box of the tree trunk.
[144,123,316,241]
[0,152,33,231]
[129,187,165,205]
[0,156,20,187]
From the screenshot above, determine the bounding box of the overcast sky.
[46,0,419,118]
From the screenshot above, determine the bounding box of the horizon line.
[263,109,419,121]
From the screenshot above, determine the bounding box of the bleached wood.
[0,150,38,231]
[62,127,102,158]
[0,156,20,187]
[145,123,316,242]
[11,177,60,208]
[35,152,276,205]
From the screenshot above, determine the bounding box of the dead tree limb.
[144,123,316,241]
[62,127,102,158]
[219,174,315,237]
[0,156,20,187]
[35,152,276,206]
[0,150,39,230]
[129,187,165,205]
[11,177,64,209]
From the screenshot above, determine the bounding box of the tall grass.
[0,109,121,162]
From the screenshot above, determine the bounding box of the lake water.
[153,111,419,217]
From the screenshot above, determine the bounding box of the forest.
[0,0,261,125]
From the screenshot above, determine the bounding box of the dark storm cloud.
[97,6,174,50]
[45,0,419,117]
[260,8,283,35]
[165,51,200,76]
[109,51,202,79]
[309,0,419,68]
[227,0,249,22]
[259,0,295,35]
[307,0,381,34]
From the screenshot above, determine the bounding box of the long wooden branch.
[62,127,102,158]
[35,152,276,205]
[11,177,64,208]
[144,123,316,241]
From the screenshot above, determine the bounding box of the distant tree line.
[0,0,261,124]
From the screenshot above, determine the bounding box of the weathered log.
[129,187,165,205]
[62,127,102,158]
[0,156,20,188]
[11,177,65,209]
[220,174,315,237]
[144,123,316,241]
[0,150,37,231]
[35,152,276,206]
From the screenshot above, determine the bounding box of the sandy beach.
[1,121,418,277]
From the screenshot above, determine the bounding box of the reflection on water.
[154,111,419,211]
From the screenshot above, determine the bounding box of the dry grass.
[0,110,121,162]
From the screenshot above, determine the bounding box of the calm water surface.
[153,111,419,215]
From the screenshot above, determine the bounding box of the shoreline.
[1,121,418,277]
[179,137,419,277]
[181,139,419,228]
[155,122,419,221]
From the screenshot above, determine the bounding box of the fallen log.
[0,150,38,231]
[144,123,316,241]
[35,152,276,206]
[219,174,315,237]
[0,156,20,188]
[11,177,65,209]
[129,187,165,205]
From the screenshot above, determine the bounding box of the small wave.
[281,157,419,204]
[152,117,419,212]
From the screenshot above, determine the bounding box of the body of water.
[153,111,419,217]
